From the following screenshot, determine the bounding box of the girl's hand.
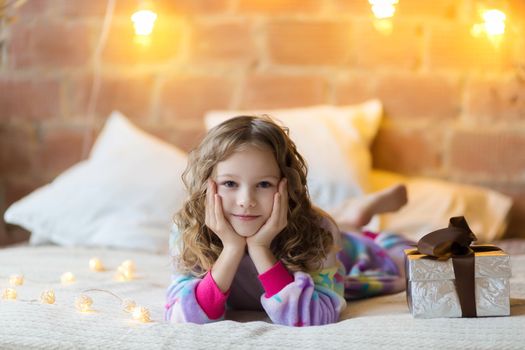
[205,179,246,250]
[246,178,288,249]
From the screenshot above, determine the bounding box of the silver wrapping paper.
[405,247,511,318]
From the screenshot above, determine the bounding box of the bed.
[1,103,524,349]
[1,243,524,349]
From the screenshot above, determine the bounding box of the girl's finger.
[280,177,287,193]
[206,180,216,227]
[279,178,288,220]
[214,193,226,226]
[205,180,211,222]
[269,192,281,225]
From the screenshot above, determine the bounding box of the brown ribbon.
[416,216,491,318]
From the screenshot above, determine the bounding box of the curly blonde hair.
[174,115,334,276]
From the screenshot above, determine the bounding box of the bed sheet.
[1,245,524,349]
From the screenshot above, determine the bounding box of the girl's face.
[213,144,281,237]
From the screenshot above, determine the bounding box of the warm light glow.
[115,259,136,281]
[41,290,56,304]
[61,272,76,284]
[373,19,394,35]
[9,274,24,286]
[115,267,133,281]
[132,306,151,323]
[471,8,506,47]
[121,260,136,272]
[2,288,17,300]
[482,9,506,36]
[122,298,137,313]
[75,295,93,313]
[369,0,398,19]
[131,9,157,36]
[89,257,105,272]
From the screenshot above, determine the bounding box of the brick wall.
[1,0,525,243]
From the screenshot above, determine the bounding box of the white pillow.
[4,111,187,253]
[365,170,512,242]
[204,100,383,211]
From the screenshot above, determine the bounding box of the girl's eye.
[258,181,273,189]
[222,181,237,188]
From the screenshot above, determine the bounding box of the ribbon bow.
[417,216,477,259]
[417,216,478,317]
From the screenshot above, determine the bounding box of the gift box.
[405,216,511,319]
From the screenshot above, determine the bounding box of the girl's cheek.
[216,186,227,197]
[267,191,278,206]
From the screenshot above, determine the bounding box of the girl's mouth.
[232,214,260,221]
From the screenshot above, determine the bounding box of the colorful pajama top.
[165,225,412,327]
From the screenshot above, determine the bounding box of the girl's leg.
[333,184,408,231]
[338,230,414,300]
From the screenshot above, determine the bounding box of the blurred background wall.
[1,0,524,244]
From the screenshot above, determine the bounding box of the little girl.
[165,115,412,326]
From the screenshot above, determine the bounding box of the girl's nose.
[237,189,256,208]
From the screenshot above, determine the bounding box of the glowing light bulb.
[373,19,394,35]
[369,0,398,19]
[116,267,133,281]
[61,272,76,284]
[115,260,135,281]
[132,306,151,323]
[2,288,17,300]
[122,298,137,313]
[131,9,157,36]
[75,295,93,313]
[9,274,24,286]
[89,257,105,272]
[41,290,56,304]
[120,260,136,272]
[482,9,506,36]
[471,8,507,47]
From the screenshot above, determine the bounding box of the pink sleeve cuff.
[258,260,294,298]
[195,271,230,320]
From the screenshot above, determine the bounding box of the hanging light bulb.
[369,0,399,19]
[471,6,507,47]
[131,1,157,45]
[482,9,506,36]
[131,9,157,35]
[369,0,398,35]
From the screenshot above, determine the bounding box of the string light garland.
[132,306,152,323]
[115,260,136,281]
[60,272,76,284]
[120,259,136,273]
[2,287,17,300]
[80,288,151,323]
[9,274,24,286]
[89,257,105,272]
[1,257,153,323]
[40,289,56,304]
[75,295,94,313]
[122,298,137,313]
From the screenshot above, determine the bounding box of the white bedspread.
[1,246,524,349]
